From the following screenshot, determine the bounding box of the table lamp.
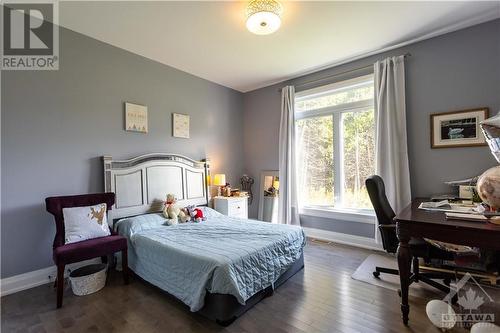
[213,174,226,197]
[273,178,280,191]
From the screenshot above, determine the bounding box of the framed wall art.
[172,113,190,138]
[430,107,489,148]
[125,102,148,133]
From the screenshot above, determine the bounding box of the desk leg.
[397,231,411,326]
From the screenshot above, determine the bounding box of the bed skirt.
[198,251,305,326]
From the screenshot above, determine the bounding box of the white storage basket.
[69,264,107,296]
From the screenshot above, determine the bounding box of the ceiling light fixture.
[246,0,283,35]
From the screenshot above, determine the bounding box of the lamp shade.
[213,174,226,186]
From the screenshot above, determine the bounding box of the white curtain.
[374,56,412,243]
[278,86,300,226]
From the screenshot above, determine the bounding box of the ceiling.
[59,1,500,92]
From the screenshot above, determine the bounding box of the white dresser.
[213,196,248,219]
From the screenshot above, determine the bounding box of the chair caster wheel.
[373,271,380,278]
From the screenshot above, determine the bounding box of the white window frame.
[295,74,375,221]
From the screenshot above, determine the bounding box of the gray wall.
[1,28,244,278]
[243,19,500,238]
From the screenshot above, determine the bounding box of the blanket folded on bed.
[116,208,305,312]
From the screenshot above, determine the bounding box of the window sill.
[299,206,375,224]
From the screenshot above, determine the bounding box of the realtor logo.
[442,273,495,328]
[1,0,59,70]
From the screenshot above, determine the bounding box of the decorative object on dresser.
[430,107,489,148]
[212,173,227,197]
[125,102,148,133]
[214,196,248,219]
[45,193,129,308]
[172,113,190,138]
[240,174,255,205]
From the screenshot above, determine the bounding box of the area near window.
[295,74,375,218]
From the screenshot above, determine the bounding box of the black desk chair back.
[366,175,399,254]
[365,175,453,295]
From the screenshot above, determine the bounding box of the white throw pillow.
[63,203,111,244]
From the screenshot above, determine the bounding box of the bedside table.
[213,196,248,219]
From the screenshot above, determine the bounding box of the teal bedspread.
[115,207,305,311]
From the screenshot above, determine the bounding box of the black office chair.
[366,175,454,294]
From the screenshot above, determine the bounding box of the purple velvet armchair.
[45,192,128,308]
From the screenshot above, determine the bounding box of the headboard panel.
[103,153,210,220]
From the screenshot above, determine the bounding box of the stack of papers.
[418,200,476,213]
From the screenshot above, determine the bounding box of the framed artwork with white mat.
[430,107,489,148]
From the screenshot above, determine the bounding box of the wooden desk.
[395,199,500,325]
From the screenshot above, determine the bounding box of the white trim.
[249,11,499,92]
[300,207,375,224]
[333,111,341,203]
[295,74,374,100]
[303,227,382,251]
[295,100,373,120]
[0,258,101,297]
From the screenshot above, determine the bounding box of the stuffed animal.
[185,205,206,223]
[163,194,189,224]
[180,207,191,223]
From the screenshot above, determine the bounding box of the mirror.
[258,171,279,223]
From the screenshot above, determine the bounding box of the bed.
[103,153,305,325]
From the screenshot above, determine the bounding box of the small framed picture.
[172,113,190,138]
[430,107,489,148]
[125,102,148,133]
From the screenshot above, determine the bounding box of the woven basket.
[69,264,107,296]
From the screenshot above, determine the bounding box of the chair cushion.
[410,237,453,260]
[54,235,127,265]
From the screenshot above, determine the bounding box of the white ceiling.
[59,1,500,92]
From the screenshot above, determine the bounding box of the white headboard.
[103,153,210,220]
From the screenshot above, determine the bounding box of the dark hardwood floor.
[0,240,479,333]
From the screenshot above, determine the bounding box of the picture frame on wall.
[125,102,148,133]
[172,113,190,138]
[430,107,489,148]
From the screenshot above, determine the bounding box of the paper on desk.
[445,212,499,223]
[418,201,476,213]
[419,200,449,209]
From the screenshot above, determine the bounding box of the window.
[295,74,375,212]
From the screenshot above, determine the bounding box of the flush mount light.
[246,0,283,35]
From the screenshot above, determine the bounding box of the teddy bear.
[163,194,189,224]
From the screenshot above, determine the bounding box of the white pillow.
[63,203,111,244]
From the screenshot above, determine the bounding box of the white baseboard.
[303,227,383,251]
[0,258,101,297]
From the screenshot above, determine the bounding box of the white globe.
[477,166,500,209]
[426,299,456,329]
[471,322,500,333]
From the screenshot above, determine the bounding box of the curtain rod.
[277,52,411,92]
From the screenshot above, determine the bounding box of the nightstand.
[213,196,248,219]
